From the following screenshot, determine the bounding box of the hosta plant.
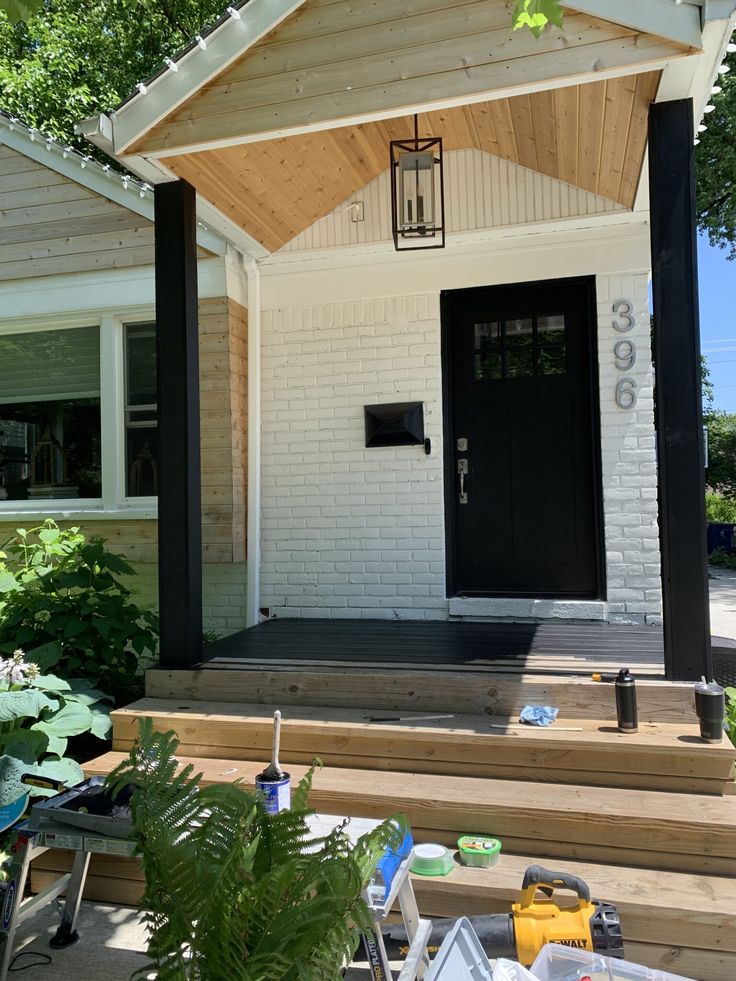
[107,720,407,981]
[0,648,112,807]
[0,519,158,704]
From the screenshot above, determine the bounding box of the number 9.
[614,339,636,371]
[615,377,637,410]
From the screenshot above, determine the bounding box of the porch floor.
[204,618,667,676]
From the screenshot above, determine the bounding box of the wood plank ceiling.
[165,72,660,253]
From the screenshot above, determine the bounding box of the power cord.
[9,950,52,972]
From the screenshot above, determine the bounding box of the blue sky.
[698,234,736,413]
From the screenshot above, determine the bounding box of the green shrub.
[726,688,736,750]
[706,492,736,523]
[710,548,736,570]
[0,648,111,806]
[0,520,158,705]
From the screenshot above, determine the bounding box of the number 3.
[612,300,635,333]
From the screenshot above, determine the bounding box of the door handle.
[457,458,468,505]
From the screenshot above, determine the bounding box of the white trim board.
[0,255,231,320]
[259,220,652,309]
[101,0,310,156]
[564,1,703,50]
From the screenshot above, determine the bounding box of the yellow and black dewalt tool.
[365,864,624,967]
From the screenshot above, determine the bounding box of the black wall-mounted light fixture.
[365,402,425,448]
[390,115,445,252]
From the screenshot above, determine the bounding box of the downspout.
[244,254,262,626]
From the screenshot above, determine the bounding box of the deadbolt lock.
[457,437,468,452]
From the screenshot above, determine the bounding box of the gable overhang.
[103,0,310,157]
[76,0,736,261]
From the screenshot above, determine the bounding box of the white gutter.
[244,254,262,627]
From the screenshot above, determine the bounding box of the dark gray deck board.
[203,618,667,675]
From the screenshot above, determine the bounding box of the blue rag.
[519,705,559,727]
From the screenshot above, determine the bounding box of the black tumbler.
[615,668,638,732]
[694,680,725,743]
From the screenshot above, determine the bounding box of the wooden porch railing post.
[154,179,203,669]
[648,98,711,681]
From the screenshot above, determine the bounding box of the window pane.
[0,328,100,502]
[125,324,157,407]
[474,322,502,380]
[539,347,567,376]
[125,323,158,497]
[538,314,566,346]
[505,318,533,345]
[506,348,534,378]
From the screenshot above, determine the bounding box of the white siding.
[280,149,624,253]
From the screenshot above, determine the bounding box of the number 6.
[615,377,637,410]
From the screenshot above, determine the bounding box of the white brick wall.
[260,296,448,619]
[260,278,662,623]
[596,274,662,624]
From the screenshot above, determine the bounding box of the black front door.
[442,277,603,598]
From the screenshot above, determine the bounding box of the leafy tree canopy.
[0,0,227,153]
[705,411,736,497]
[696,48,736,259]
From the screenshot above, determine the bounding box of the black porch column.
[154,179,203,669]
[648,99,711,681]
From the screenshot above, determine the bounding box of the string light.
[704,104,716,113]
[694,138,700,146]
[698,123,707,133]
[0,112,154,199]
[196,34,207,49]
[717,64,730,74]
[227,6,241,18]
[164,57,179,72]
[136,82,147,95]
[727,42,736,54]
[712,85,723,95]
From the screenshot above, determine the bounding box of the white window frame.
[0,307,157,519]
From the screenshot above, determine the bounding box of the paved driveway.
[710,565,736,640]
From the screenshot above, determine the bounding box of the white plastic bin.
[424,917,494,981]
[530,944,698,981]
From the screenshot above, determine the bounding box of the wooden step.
[113,698,736,795]
[30,846,736,981]
[83,752,736,876]
[146,666,700,723]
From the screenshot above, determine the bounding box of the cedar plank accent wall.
[200,296,248,564]
[164,73,660,253]
[0,297,248,565]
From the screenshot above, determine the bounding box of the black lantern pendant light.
[390,115,445,251]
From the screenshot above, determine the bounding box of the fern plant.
[107,720,406,980]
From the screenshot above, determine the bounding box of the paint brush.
[366,713,455,723]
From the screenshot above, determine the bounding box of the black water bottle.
[615,668,638,732]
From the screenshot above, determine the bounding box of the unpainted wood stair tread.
[85,751,736,843]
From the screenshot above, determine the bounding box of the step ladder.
[362,849,432,981]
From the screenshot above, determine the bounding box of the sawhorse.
[0,821,128,981]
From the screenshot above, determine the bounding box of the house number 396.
[612,300,637,410]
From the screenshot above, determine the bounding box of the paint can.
[255,771,291,814]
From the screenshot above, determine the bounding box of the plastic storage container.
[424,917,493,981]
[530,943,698,981]
[457,835,501,867]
